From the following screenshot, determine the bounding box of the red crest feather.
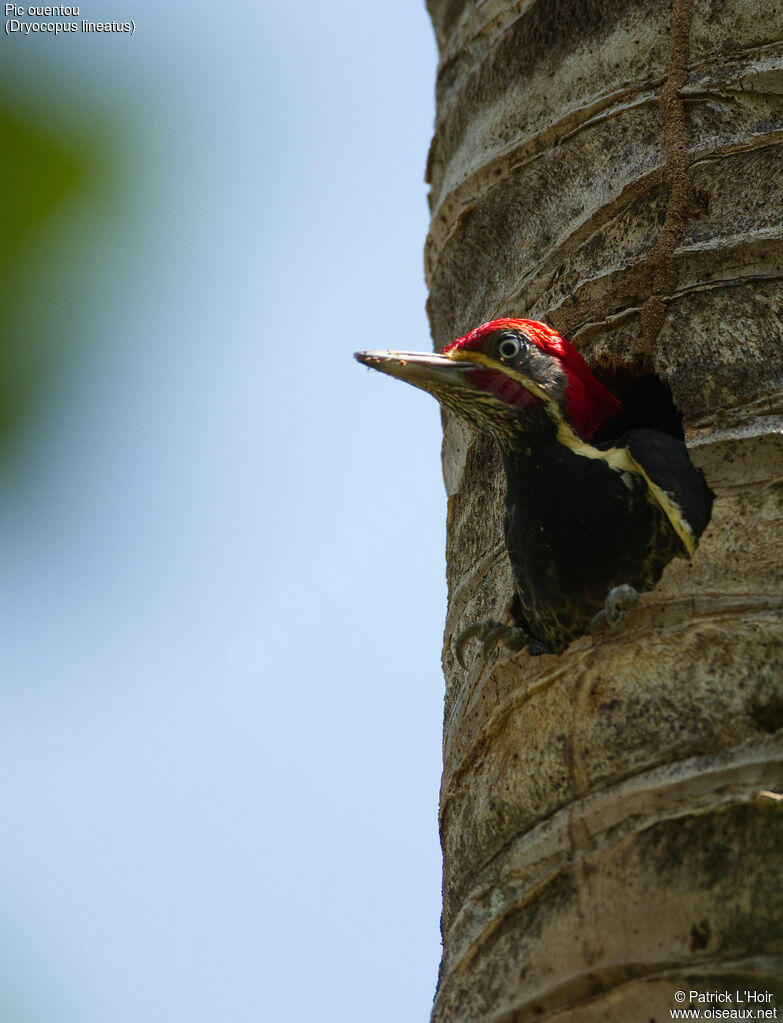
[444,318,621,440]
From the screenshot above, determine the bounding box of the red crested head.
[443,318,621,440]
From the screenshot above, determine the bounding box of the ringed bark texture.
[426,0,783,1019]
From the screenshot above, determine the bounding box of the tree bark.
[424,1,783,1019]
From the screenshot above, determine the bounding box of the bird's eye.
[498,334,522,360]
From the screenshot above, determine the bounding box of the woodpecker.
[355,318,713,661]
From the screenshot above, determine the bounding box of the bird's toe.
[454,620,503,669]
[482,624,532,659]
[591,584,640,642]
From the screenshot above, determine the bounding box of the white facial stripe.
[447,349,556,408]
[448,349,695,554]
[555,424,696,555]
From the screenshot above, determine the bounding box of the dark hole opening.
[592,372,685,443]
[690,919,711,951]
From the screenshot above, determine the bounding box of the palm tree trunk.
[425,1,783,1018]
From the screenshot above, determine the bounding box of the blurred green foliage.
[0,109,82,267]
[0,100,89,448]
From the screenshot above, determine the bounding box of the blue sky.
[0,3,445,1020]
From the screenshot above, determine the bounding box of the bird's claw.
[454,619,535,669]
[591,584,639,642]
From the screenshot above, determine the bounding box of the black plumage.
[355,317,713,659]
[500,418,712,653]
